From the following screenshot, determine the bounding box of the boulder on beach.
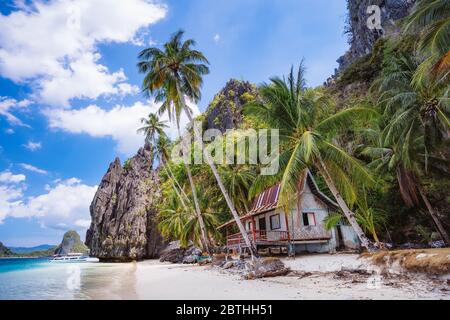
[159,241,203,264]
[245,258,290,279]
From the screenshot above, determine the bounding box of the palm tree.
[158,194,219,248]
[403,0,450,81]
[155,134,191,210]
[372,52,449,153]
[137,113,190,210]
[220,164,256,215]
[138,30,258,257]
[369,52,450,244]
[361,127,450,245]
[137,113,169,144]
[245,64,377,251]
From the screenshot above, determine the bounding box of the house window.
[247,221,253,231]
[269,214,281,230]
[302,212,316,226]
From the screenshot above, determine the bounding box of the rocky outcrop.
[159,241,203,264]
[85,142,165,262]
[337,0,415,72]
[0,241,12,257]
[205,79,258,132]
[54,230,89,255]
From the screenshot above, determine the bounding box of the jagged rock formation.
[0,241,12,257]
[337,0,415,72]
[204,79,258,132]
[85,143,165,262]
[54,230,89,255]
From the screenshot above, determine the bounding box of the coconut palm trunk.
[177,91,258,258]
[417,184,450,245]
[161,162,189,210]
[175,125,211,254]
[162,158,191,205]
[318,158,375,251]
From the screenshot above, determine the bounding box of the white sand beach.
[79,254,449,300]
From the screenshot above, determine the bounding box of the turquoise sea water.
[0,258,123,300]
[0,257,50,273]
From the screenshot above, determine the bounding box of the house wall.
[253,209,288,232]
[338,225,360,249]
[289,182,333,242]
[243,181,359,253]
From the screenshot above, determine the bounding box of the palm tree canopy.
[403,0,450,81]
[137,113,169,144]
[137,30,210,125]
[244,63,376,209]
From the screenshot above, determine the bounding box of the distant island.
[1,230,89,258]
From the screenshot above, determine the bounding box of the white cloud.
[19,163,48,175]
[0,0,167,106]
[0,170,26,223]
[213,34,221,43]
[5,128,15,134]
[0,178,97,233]
[74,219,91,228]
[45,100,200,156]
[0,171,26,183]
[0,96,31,126]
[0,184,25,223]
[23,140,42,151]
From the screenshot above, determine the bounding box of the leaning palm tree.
[138,30,258,257]
[245,64,377,251]
[361,126,450,245]
[137,114,190,210]
[369,52,450,244]
[155,135,191,210]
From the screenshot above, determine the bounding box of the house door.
[258,217,267,240]
[259,217,266,230]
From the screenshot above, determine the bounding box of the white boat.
[50,253,99,263]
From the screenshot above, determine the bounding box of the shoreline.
[82,254,449,300]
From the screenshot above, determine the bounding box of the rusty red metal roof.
[217,171,338,230]
[249,183,280,215]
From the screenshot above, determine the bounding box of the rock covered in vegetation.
[54,230,89,255]
[204,79,258,132]
[85,142,165,262]
[0,241,12,257]
[159,241,202,264]
[336,0,415,73]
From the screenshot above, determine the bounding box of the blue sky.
[0,0,349,247]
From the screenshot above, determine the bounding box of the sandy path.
[84,255,448,300]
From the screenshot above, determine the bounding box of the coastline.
[84,255,449,300]
[1,253,448,300]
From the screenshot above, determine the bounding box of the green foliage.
[336,39,386,88]
[123,159,132,171]
[240,92,255,104]
[143,5,450,247]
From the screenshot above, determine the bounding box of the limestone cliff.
[85,143,165,261]
[0,241,12,257]
[54,230,89,255]
[204,79,258,132]
[337,0,415,72]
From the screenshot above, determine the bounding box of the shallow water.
[0,258,133,300]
